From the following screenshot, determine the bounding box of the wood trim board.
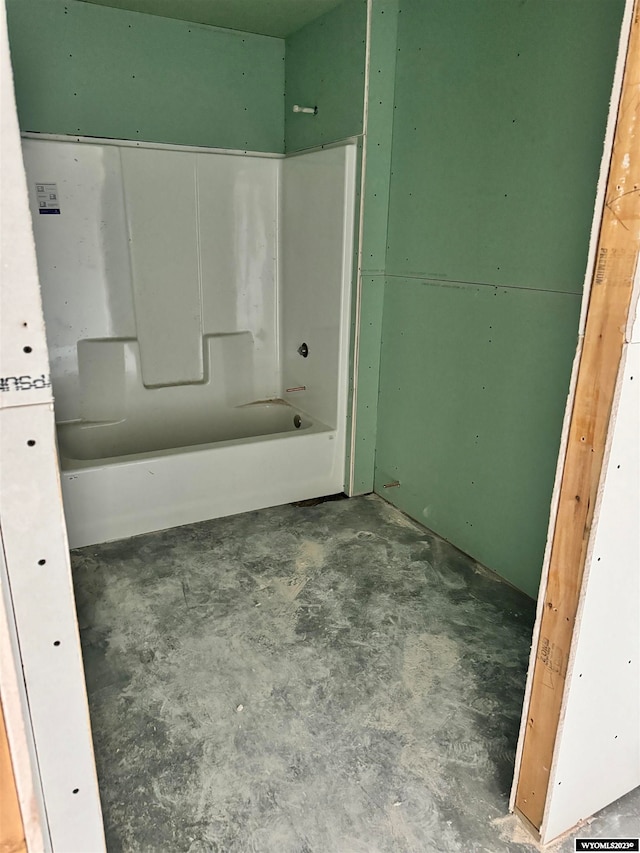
[0,698,26,853]
[0,535,49,853]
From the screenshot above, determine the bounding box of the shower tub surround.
[22,135,356,547]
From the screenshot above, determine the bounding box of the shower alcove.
[4,0,638,848]
[23,135,357,547]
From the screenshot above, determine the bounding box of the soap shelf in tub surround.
[75,334,258,422]
[60,335,319,459]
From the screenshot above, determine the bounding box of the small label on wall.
[0,374,52,393]
[35,182,60,214]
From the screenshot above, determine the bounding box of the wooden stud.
[0,698,27,853]
[515,1,640,829]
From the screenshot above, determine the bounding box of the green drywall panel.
[350,0,399,494]
[386,0,624,292]
[6,0,285,152]
[284,0,367,153]
[360,0,398,276]
[79,0,345,38]
[374,279,581,597]
[349,275,385,494]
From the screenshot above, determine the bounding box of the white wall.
[281,144,357,429]
[541,290,640,844]
[22,136,357,444]
[1,5,105,847]
[21,137,280,419]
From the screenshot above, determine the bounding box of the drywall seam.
[21,131,285,158]
[384,272,582,296]
[509,0,635,810]
[384,1,623,294]
[22,131,363,160]
[381,2,399,273]
[59,3,286,42]
[347,0,373,495]
[275,159,283,385]
[282,135,362,157]
[349,0,399,494]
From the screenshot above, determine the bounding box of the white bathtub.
[58,400,313,462]
[59,401,345,549]
[25,137,357,548]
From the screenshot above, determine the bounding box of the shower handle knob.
[297,343,309,358]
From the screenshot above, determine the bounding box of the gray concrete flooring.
[72,494,639,852]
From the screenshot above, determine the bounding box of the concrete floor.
[72,494,639,852]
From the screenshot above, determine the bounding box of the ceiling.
[78,0,346,38]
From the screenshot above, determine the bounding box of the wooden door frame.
[511,0,640,837]
[0,696,26,853]
[0,539,46,853]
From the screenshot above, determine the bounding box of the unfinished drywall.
[1,1,105,843]
[543,341,639,842]
[6,0,285,152]
[373,0,625,596]
[284,0,367,153]
[374,281,582,597]
[349,0,399,494]
[77,0,346,37]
